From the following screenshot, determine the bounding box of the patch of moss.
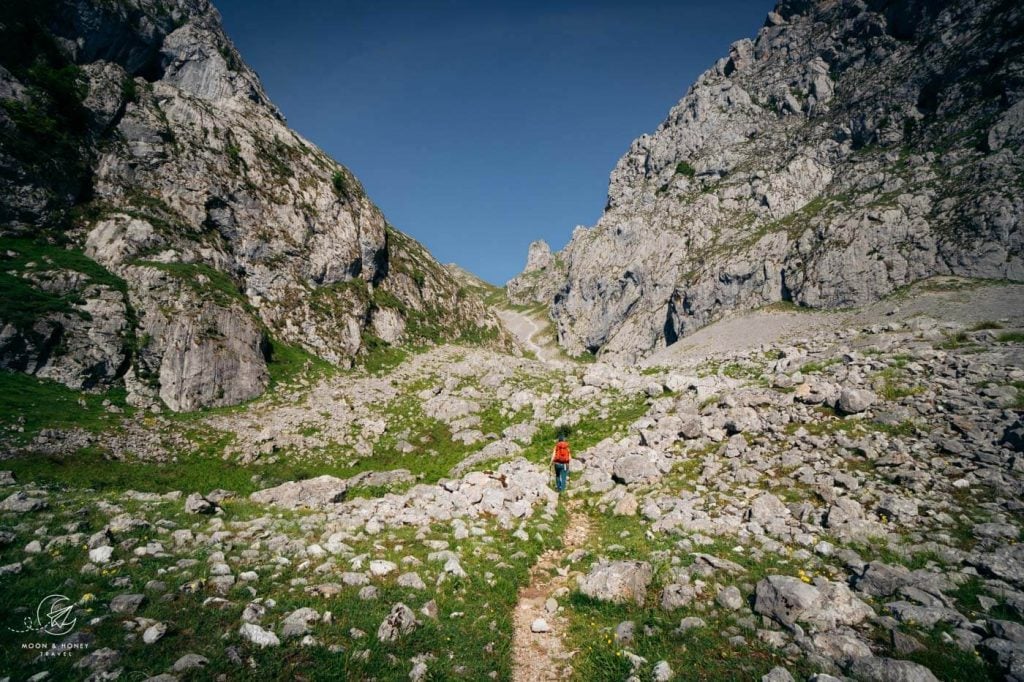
[674,161,696,178]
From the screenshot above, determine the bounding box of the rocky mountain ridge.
[0,0,501,411]
[509,0,1024,361]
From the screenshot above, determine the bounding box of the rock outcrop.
[0,0,501,409]
[506,239,567,306]
[511,0,1024,360]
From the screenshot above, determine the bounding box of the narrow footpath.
[512,502,592,681]
[495,307,563,364]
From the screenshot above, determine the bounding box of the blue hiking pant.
[554,463,568,492]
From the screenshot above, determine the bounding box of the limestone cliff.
[505,239,567,306]
[513,0,1024,361]
[0,0,499,410]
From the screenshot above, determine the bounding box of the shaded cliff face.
[0,0,498,410]
[518,0,1024,361]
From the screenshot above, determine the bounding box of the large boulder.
[747,493,790,525]
[837,387,877,414]
[753,576,873,630]
[972,544,1024,587]
[848,656,940,682]
[250,476,348,510]
[852,561,912,598]
[579,561,653,606]
[612,454,662,485]
[0,491,48,513]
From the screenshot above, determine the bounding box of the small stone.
[615,620,635,645]
[171,653,209,672]
[239,622,280,647]
[653,660,674,682]
[184,493,214,514]
[142,622,167,644]
[242,601,266,623]
[716,585,743,610]
[110,593,145,614]
[762,667,795,682]
[410,660,429,681]
[378,603,419,642]
[369,559,397,577]
[676,616,706,633]
[530,618,551,633]
[89,546,114,564]
[281,607,319,639]
[397,572,426,590]
[75,647,120,672]
[613,492,638,516]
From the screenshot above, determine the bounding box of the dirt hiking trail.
[512,501,592,681]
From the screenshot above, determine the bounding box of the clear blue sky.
[215,0,774,284]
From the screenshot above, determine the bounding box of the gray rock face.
[578,560,653,606]
[661,582,699,611]
[0,0,501,410]
[0,276,131,391]
[156,303,269,412]
[524,240,554,273]
[747,493,789,525]
[511,0,1024,360]
[653,660,674,682]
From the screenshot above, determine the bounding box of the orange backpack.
[554,441,571,463]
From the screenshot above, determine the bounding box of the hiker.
[551,435,571,492]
